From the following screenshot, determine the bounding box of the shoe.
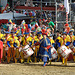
[43,62,47,67]
[30,60,32,63]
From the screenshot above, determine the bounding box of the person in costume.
[69,30,75,61]
[35,32,52,67]
[36,32,43,62]
[7,31,16,63]
[19,34,25,63]
[24,32,33,63]
[62,32,71,65]
[31,31,39,62]
[2,31,10,62]
[13,34,20,63]
[0,29,4,41]
[48,34,55,64]
[0,40,3,64]
[55,30,63,62]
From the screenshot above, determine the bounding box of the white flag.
[64,0,69,14]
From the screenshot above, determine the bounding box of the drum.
[22,45,34,58]
[51,47,58,60]
[58,45,72,58]
[69,43,74,51]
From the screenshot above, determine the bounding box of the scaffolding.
[0,0,75,30]
[12,0,75,30]
[55,0,75,31]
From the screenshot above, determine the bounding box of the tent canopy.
[0,12,26,20]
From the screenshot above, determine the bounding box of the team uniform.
[14,38,20,63]
[2,32,9,62]
[7,33,16,63]
[56,36,63,62]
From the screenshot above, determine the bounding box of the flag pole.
[66,12,68,24]
[64,0,69,24]
[56,2,57,30]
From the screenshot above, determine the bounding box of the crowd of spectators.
[0,0,75,31]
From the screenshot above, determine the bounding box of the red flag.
[2,3,9,13]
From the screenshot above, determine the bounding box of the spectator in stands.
[71,1,75,12]
[25,0,33,7]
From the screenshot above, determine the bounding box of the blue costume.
[38,37,51,66]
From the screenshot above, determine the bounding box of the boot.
[27,57,30,63]
[62,58,65,64]
[15,58,17,63]
[7,57,11,63]
[73,56,75,62]
[35,57,37,62]
[65,58,67,66]
[21,58,24,63]
[49,60,51,65]
[43,62,47,67]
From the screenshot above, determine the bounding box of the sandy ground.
[0,62,75,75]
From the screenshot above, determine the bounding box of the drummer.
[69,29,75,61]
[31,31,41,62]
[62,32,71,65]
[24,32,33,63]
[20,34,25,63]
[55,30,63,62]
[7,31,16,63]
[31,31,37,62]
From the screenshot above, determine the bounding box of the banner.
[64,0,69,14]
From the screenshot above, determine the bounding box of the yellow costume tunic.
[56,36,63,47]
[14,39,20,47]
[21,36,25,46]
[69,35,75,43]
[14,39,20,63]
[0,33,4,40]
[63,35,71,48]
[50,38,55,46]
[7,37,14,47]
